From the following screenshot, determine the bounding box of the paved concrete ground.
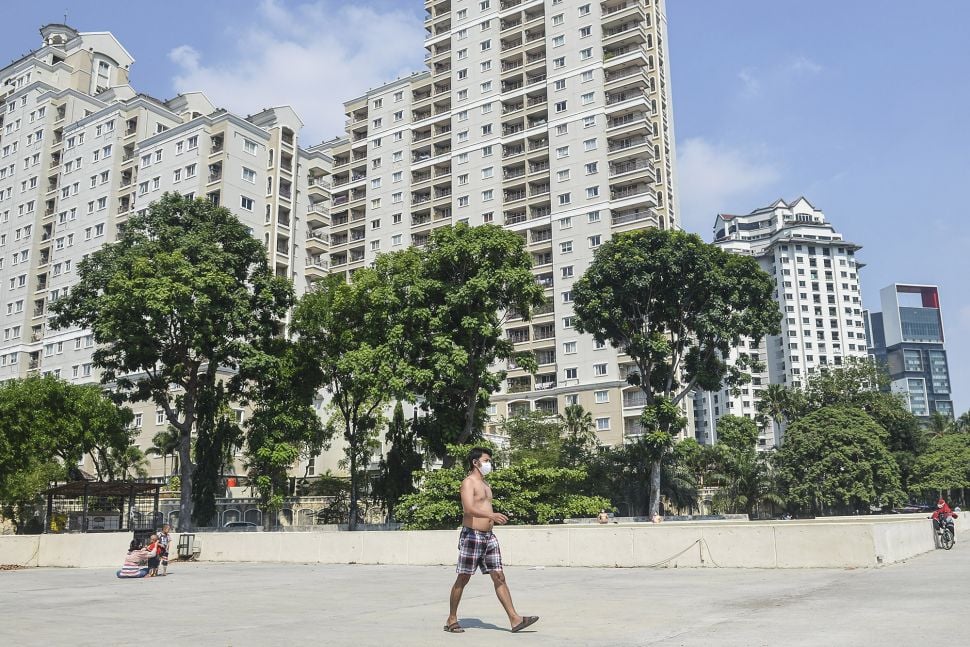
[0,541,963,647]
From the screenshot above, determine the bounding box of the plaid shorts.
[456,527,503,575]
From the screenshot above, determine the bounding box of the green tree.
[0,375,133,484]
[240,337,330,529]
[909,433,970,504]
[50,193,293,530]
[707,416,783,516]
[396,445,610,529]
[925,411,955,438]
[775,359,925,489]
[145,428,181,477]
[775,406,904,515]
[93,443,151,481]
[377,224,545,463]
[294,271,407,530]
[0,461,64,534]
[374,402,423,522]
[560,405,598,468]
[505,411,565,465]
[573,229,780,517]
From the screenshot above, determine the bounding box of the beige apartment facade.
[312,0,681,452]
[0,24,331,479]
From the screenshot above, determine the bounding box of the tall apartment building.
[692,198,869,448]
[864,284,953,419]
[0,24,330,477]
[313,0,679,448]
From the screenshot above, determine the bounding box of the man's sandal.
[443,622,465,633]
[512,616,539,633]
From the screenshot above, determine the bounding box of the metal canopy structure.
[44,481,161,534]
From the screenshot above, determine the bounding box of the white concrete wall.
[2,515,962,569]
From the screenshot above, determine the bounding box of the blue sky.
[9,1,969,414]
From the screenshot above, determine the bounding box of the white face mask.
[478,460,493,477]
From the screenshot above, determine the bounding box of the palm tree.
[559,404,596,467]
[709,448,784,517]
[925,411,954,438]
[145,428,181,476]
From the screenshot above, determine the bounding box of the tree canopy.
[572,228,780,517]
[376,223,545,461]
[395,445,610,529]
[775,406,903,514]
[50,193,293,529]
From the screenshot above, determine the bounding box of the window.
[481,124,492,135]
[595,417,610,431]
[457,49,468,60]
[563,341,577,354]
[240,196,254,210]
[564,367,578,380]
[593,363,608,376]
[588,234,601,247]
[579,26,592,38]
[392,192,403,203]
[560,241,573,253]
[580,48,593,60]
[458,196,469,207]
[556,123,568,136]
[482,189,493,201]
[583,138,597,151]
[561,290,573,303]
[392,171,403,182]
[553,57,566,69]
[392,234,403,246]
[458,174,469,185]
[558,193,571,205]
[481,166,494,179]
[553,35,566,47]
[242,167,256,183]
[585,162,598,175]
[581,92,595,105]
[481,81,492,93]
[482,145,493,157]
[556,146,569,159]
[244,139,258,154]
[481,40,491,51]
[557,169,570,182]
[552,13,565,26]
[187,135,198,150]
[594,390,609,404]
[185,164,197,178]
[561,265,574,279]
[586,186,599,199]
[587,210,601,223]
[555,101,567,113]
[458,110,468,122]
[482,102,493,114]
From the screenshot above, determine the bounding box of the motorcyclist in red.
[931,498,958,543]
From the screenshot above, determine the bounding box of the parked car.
[224,521,258,530]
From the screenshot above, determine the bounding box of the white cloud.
[734,56,823,99]
[168,0,426,143]
[786,56,823,76]
[676,137,781,235]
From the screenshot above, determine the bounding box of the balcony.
[504,211,527,225]
[608,136,649,152]
[611,184,653,201]
[609,159,652,177]
[611,209,656,226]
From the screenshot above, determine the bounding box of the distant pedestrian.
[443,447,539,634]
[157,524,172,575]
[597,509,610,524]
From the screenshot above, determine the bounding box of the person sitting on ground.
[931,498,958,543]
[597,509,610,524]
[116,539,155,579]
[144,534,163,576]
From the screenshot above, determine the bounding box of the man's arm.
[460,479,508,524]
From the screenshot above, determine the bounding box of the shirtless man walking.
[443,447,539,634]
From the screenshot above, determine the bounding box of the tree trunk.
[177,428,194,531]
[648,457,662,518]
[442,383,481,470]
[348,447,359,532]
